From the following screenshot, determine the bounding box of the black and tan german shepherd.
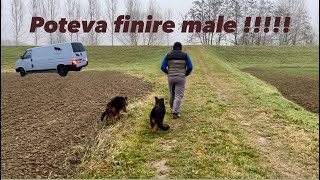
[101,96,128,124]
[150,97,170,133]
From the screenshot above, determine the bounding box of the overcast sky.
[1,0,319,45]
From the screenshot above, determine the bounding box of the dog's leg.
[150,119,156,128]
[101,110,107,121]
[104,114,110,127]
[116,112,121,120]
[151,123,158,133]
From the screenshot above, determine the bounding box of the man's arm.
[161,54,168,74]
[186,54,193,76]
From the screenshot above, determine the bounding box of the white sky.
[1,0,319,45]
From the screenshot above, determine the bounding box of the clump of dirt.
[243,67,319,113]
[1,71,154,179]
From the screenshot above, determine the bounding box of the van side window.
[23,50,32,59]
[71,43,85,52]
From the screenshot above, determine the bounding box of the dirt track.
[243,68,319,113]
[1,71,153,178]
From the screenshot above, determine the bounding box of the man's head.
[173,42,182,50]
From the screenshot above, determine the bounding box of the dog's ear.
[155,97,159,101]
[124,96,128,101]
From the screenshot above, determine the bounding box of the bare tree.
[184,0,227,45]
[227,0,245,45]
[11,0,24,45]
[237,0,257,45]
[65,0,78,42]
[53,1,66,43]
[184,0,316,46]
[316,3,319,31]
[276,0,315,45]
[237,0,275,46]
[144,0,164,45]
[75,2,81,42]
[1,0,5,33]
[164,8,173,45]
[258,0,274,45]
[93,1,102,45]
[105,0,118,46]
[207,0,225,45]
[209,0,231,45]
[314,1,319,44]
[183,0,209,45]
[84,0,102,45]
[42,0,59,44]
[117,0,143,46]
[1,0,3,20]
[29,0,41,45]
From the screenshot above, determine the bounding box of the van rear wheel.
[19,67,27,77]
[57,65,68,77]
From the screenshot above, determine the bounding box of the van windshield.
[71,43,85,52]
[22,50,32,59]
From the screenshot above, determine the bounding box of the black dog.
[150,97,170,133]
[101,96,128,124]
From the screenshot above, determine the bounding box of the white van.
[15,42,88,77]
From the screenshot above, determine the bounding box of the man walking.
[161,42,193,119]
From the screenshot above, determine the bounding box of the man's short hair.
[173,42,182,50]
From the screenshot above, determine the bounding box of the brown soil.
[243,67,319,113]
[1,71,153,179]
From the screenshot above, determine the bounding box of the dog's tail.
[157,121,170,131]
[101,111,107,121]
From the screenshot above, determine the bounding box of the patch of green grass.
[205,46,318,130]
[251,67,319,80]
[208,45,319,82]
[83,46,169,81]
[192,46,318,177]
[1,46,34,72]
[71,46,274,179]
[1,46,170,82]
[208,45,319,69]
[2,45,318,178]
[163,48,271,178]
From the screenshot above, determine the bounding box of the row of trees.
[1,0,318,46]
[1,0,173,46]
[184,0,318,45]
[116,0,172,46]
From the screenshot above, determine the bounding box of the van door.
[21,50,33,71]
[71,43,87,67]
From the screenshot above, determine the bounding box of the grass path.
[188,46,319,178]
[76,46,318,179]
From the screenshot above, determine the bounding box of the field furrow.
[1,46,319,179]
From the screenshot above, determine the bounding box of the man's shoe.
[173,113,181,119]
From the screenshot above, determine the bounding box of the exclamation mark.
[264,17,271,33]
[283,17,291,33]
[254,17,262,33]
[244,17,251,33]
[273,17,281,33]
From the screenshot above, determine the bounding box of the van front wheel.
[19,67,27,77]
[57,65,68,77]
